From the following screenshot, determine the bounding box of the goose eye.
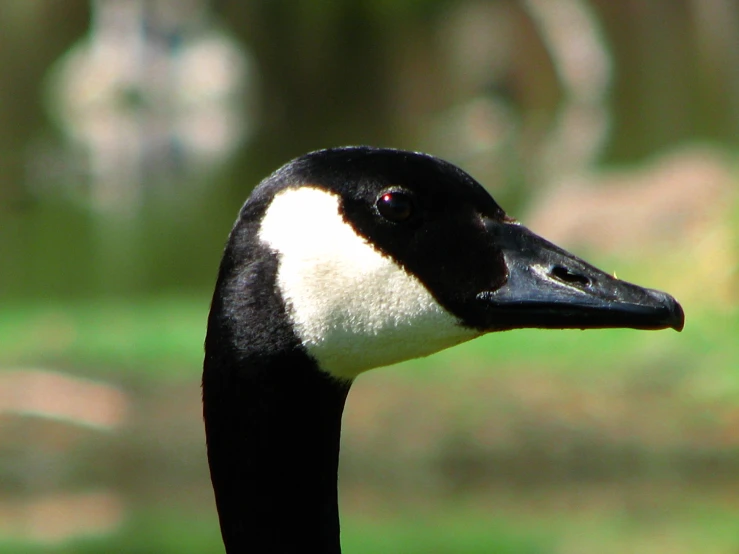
[376,191,413,222]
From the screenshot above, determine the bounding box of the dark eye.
[376,191,413,222]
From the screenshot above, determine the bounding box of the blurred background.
[1,0,738,552]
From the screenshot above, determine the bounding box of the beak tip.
[670,300,686,332]
[650,289,684,332]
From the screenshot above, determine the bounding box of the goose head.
[203,146,684,553]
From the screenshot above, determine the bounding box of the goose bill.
[478,220,685,332]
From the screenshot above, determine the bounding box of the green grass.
[0,510,553,554]
[343,516,551,554]
[4,503,739,554]
[1,296,738,553]
[1,295,736,385]
[0,296,209,380]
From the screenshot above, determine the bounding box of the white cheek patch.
[258,186,479,379]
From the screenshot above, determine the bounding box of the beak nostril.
[550,265,590,287]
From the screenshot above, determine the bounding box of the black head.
[203,146,685,553]
[215,146,684,378]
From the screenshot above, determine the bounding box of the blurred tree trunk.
[0,1,89,206]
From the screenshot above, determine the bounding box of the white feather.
[258,186,478,379]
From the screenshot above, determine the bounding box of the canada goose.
[203,146,684,554]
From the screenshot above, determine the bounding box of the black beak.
[478,220,685,332]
